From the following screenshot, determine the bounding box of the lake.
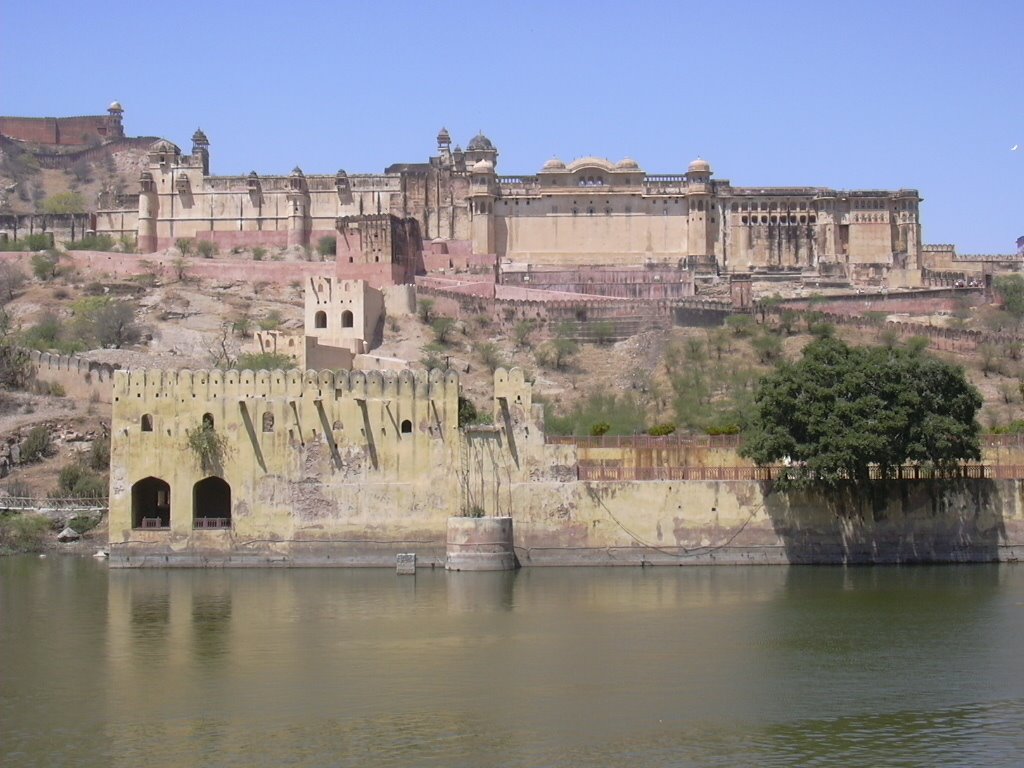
[3,557,1024,767]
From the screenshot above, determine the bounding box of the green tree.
[234,352,295,370]
[995,274,1024,319]
[431,316,457,344]
[30,251,61,280]
[741,337,982,487]
[41,191,87,214]
[317,235,337,256]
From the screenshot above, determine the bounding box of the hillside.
[2,248,1023,503]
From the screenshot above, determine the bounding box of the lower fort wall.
[108,366,1024,568]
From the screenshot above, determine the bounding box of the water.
[3,559,1024,767]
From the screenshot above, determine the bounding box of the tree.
[317,235,337,257]
[431,316,456,344]
[741,337,982,487]
[41,191,86,215]
[995,274,1024,319]
[417,298,435,324]
[30,251,61,280]
[71,297,140,348]
[0,263,26,303]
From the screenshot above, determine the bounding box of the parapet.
[112,367,459,405]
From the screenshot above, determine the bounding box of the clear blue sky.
[3,0,1021,252]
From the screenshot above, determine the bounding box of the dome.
[467,132,494,151]
[566,156,617,172]
[108,101,123,112]
[688,157,711,174]
[149,139,179,154]
[616,157,639,170]
[437,127,451,143]
[471,159,494,173]
[290,166,305,176]
[541,157,566,171]
[191,128,208,145]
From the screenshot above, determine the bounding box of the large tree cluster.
[741,337,982,486]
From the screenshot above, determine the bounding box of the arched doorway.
[193,476,231,529]
[341,310,354,328]
[132,477,171,529]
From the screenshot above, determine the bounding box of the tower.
[287,167,310,248]
[468,159,496,255]
[106,101,125,140]
[685,158,714,262]
[191,128,210,175]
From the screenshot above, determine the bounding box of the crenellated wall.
[28,349,119,402]
[108,366,1024,568]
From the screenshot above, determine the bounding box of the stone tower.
[191,128,210,175]
[686,158,714,261]
[468,158,496,255]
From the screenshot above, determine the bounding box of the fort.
[84,126,943,288]
[3,109,1022,567]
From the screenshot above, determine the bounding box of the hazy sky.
[3,0,1021,252]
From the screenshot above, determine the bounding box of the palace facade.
[95,128,924,283]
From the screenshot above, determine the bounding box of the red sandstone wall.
[0,115,115,146]
[0,250,335,284]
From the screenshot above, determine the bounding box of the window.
[262,412,274,432]
[202,413,214,429]
[141,414,153,432]
[341,310,354,328]
[400,419,412,434]
[314,311,327,328]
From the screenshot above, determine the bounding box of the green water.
[2,558,1024,767]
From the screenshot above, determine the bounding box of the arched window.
[141,414,153,432]
[202,413,214,429]
[341,310,354,329]
[262,412,274,432]
[193,476,231,529]
[400,419,412,434]
[132,477,170,529]
[314,311,327,329]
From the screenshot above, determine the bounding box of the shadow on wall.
[763,480,1008,564]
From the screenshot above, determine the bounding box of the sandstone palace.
[92,125,925,286]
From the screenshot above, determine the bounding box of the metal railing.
[0,496,108,513]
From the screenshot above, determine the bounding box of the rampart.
[109,367,1024,568]
[28,350,119,403]
[0,213,94,245]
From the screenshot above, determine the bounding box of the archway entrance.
[193,476,232,529]
[132,477,171,528]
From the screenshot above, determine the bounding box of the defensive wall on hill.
[27,350,119,403]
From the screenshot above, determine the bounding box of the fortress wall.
[28,350,118,403]
[510,476,1024,566]
[0,115,118,146]
[108,367,463,566]
[0,213,94,245]
[107,365,1024,567]
[39,250,334,283]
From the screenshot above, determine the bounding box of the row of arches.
[313,310,354,329]
[132,476,231,529]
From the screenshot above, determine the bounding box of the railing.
[0,495,108,512]
[576,464,1004,482]
[193,517,231,529]
[139,517,167,529]
[547,434,742,449]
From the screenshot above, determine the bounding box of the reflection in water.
[3,560,1024,767]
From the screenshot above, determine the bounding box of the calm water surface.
[3,558,1024,767]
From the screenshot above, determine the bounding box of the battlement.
[113,367,460,405]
